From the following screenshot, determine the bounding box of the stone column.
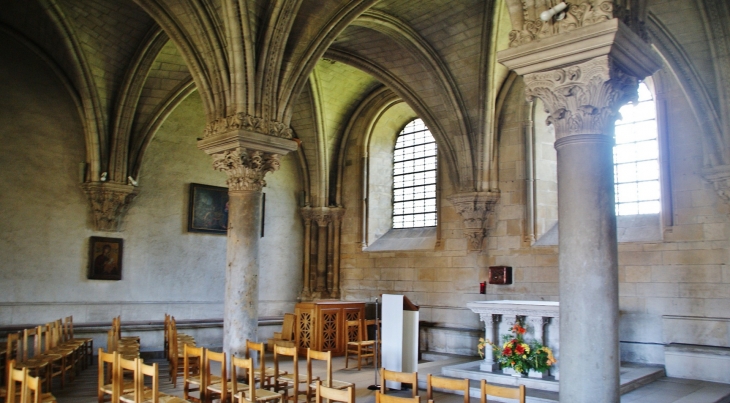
[198,130,298,357]
[330,207,345,299]
[479,314,501,372]
[497,13,661,401]
[300,207,313,300]
[314,210,329,293]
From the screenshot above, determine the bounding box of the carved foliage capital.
[448,191,500,251]
[81,182,138,232]
[204,113,293,139]
[300,206,346,227]
[524,56,638,139]
[211,148,281,192]
[506,1,646,48]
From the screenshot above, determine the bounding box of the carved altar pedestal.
[467,300,560,379]
[294,301,365,356]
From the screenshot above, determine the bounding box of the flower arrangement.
[478,322,556,375]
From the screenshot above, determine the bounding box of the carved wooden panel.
[294,301,365,356]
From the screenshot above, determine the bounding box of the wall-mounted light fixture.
[540,2,568,21]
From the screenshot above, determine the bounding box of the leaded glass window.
[393,119,437,228]
[614,82,660,215]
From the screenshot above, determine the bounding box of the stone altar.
[467,300,560,379]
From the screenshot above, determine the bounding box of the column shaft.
[556,134,619,402]
[224,189,262,356]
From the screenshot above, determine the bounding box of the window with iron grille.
[393,119,437,228]
[614,82,660,215]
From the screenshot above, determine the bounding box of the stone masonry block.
[662,249,726,265]
[651,265,722,283]
[624,266,653,282]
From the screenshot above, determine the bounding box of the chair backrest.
[375,391,419,403]
[426,374,469,403]
[274,344,299,397]
[245,340,267,387]
[138,360,161,403]
[21,326,42,361]
[205,350,228,401]
[307,349,332,387]
[315,380,355,403]
[281,313,296,341]
[98,348,118,391]
[345,320,364,342]
[479,380,525,403]
[24,372,45,403]
[6,332,20,366]
[183,344,204,383]
[380,368,418,398]
[118,356,138,401]
[163,314,171,359]
[230,355,255,402]
[64,316,75,340]
[7,361,26,403]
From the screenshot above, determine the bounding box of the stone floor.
[51,354,730,403]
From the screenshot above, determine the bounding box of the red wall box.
[488,266,512,285]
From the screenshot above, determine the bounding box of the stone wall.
[0,32,303,351]
[338,39,730,365]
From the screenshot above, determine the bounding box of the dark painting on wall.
[188,183,229,234]
[88,236,123,280]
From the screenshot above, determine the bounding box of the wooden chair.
[267,314,296,352]
[63,316,93,368]
[272,345,308,403]
[231,356,282,403]
[43,322,75,389]
[1,333,21,402]
[204,350,232,403]
[344,320,375,370]
[314,381,354,403]
[375,391,419,403]
[183,344,205,402]
[245,340,280,391]
[118,356,141,403]
[7,361,27,403]
[168,318,196,388]
[97,349,134,403]
[24,372,57,403]
[136,360,192,403]
[426,374,469,403]
[380,368,418,398]
[479,380,525,403]
[16,327,52,393]
[306,350,352,402]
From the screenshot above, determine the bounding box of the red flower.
[515,344,525,355]
[512,324,526,334]
[503,347,512,356]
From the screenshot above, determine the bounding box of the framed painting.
[88,236,123,280]
[188,183,229,234]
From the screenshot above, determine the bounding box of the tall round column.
[555,133,619,401]
[225,189,262,355]
[522,55,642,403]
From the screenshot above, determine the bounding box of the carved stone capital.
[505,1,647,48]
[524,56,638,139]
[203,113,293,139]
[311,207,333,227]
[198,128,298,192]
[702,165,730,205]
[211,148,280,192]
[448,191,500,251]
[300,206,314,224]
[81,182,138,232]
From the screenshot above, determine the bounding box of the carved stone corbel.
[702,165,730,205]
[448,192,500,251]
[81,182,138,232]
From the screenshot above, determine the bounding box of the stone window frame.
[527,76,673,246]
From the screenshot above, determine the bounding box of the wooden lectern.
[381,294,419,389]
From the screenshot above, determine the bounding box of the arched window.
[614,82,660,215]
[393,119,437,228]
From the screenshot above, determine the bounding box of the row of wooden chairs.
[165,315,197,388]
[5,360,56,403]
[97,349,192,403]
[379,369,525,403]
[109,317,140,360]
[1,317,92,398]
